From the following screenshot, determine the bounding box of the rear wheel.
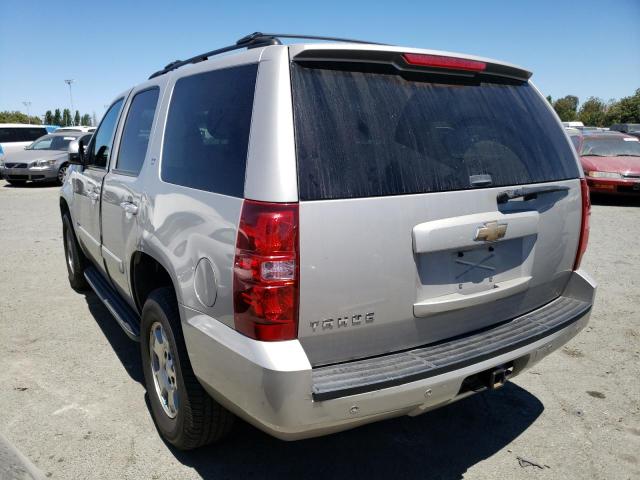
[141,288,234,449]
[62,212,88,291]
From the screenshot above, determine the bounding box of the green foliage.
[552,95,579,121]
[44,110,53,125]
[53,109,61,126]
[74,110,81,126]
[578,97,607,127]
[0,111,42,124]
[80,114,91,126]
[546,95,553,104]
[62,108,71,126]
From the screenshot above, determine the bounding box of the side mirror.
[68,139,85,166]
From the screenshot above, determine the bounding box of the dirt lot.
[0,179,638,480]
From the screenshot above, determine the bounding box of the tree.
[578,97,606,126]
[546,95,553,104]
[44,110,53,125]
[53,109,61,126]
[74,110,80,126]
[0,111,42,124]
[81,114,91,126]
[552,95,579,121]
[62,108,71,126]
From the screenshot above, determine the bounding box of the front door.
[101,87,160,299]
[72,98,125,270]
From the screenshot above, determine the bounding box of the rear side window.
[116,88,160,175]
[0,127,47,143]
[161,64,258,197]
[291,65,580,200]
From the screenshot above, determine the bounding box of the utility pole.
[22,101,32,123]
[64,79,75,125]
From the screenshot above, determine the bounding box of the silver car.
[1,131,85,185]
[60,33,596,449]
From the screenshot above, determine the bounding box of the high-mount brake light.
[402,53,486,72]
[233,200,299,341]
[573,179,591,270]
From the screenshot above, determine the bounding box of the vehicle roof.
[580,131,633,139]
[43,131,85,138]
[150,42,531,84]
[0,123,48,128]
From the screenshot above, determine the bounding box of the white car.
[0,123,49,162]
[55,126,96,133]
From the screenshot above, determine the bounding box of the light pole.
[22,101,32,123]
[64,79,75,125]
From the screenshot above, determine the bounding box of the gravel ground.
[0,179,638,480]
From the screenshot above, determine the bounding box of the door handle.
[120,201,139,218]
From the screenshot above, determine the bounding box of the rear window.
[0,127,48,143]
[161,64,258,197]
[291,65,579,200]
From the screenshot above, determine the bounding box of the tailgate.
[289,52,582,366]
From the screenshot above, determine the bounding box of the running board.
[84,266,140,341]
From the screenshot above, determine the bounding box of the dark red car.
[569,131,640,195]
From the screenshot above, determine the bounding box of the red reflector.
[233,200,299,341]
[403,53,486,72]
[573,179,591,270]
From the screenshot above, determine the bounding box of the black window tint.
[0,127,47,142]
[291,65,580,200]
[116,88,159,175]
[89,99,124,168]
[161,64,258,196]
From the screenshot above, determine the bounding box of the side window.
[116,88,160,175]
[161,64,258,196]
[88,98,124,168]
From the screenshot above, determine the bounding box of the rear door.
[290,54,583,366]
[101,86,161,300]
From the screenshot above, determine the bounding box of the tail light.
[233,200,299,341]
[402,53,486,72]
[573,179,591,270]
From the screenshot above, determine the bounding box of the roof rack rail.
[148,32,385,79]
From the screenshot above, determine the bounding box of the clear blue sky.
[1,0,638,121]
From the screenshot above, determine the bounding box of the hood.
[3,149,67,165]
[580,155,640,175]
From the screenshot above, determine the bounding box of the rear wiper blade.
[497,185,570,203]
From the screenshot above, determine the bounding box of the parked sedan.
[571,131,640,195]
[0,132,85,186]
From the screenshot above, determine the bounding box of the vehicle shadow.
[590,193,640,207]
[1,181,58,189]
[82,291,544,480]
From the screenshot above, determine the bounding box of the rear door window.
[161,64,258,197]
[116,87,160,175]
[0,127,48,143]
[291,65,579,200]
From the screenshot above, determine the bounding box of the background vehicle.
[55,126,96,133]
[0,123,48,163]
[571,131,640,195]
[610,123,640,139]
[1,131,85,185]
[60,33,595,449]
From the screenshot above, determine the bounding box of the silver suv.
[60,33,596,449]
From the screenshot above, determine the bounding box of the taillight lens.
[233,200,299,341]
[573,178,591,270]
[402,53,486,72]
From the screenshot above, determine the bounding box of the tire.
[62,212,88,291]
[57,163,69,186]
[7,180,26,186]
[141,287,234,449]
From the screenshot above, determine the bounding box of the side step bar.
[84,266,140,341]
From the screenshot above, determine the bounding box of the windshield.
[581,137,640,156]
[28,135,76,151]
[291,65,579,200]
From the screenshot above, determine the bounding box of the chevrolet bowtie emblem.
[474,221,508,242]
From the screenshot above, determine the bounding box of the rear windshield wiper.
[497,185,570,204]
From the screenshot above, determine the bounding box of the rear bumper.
[586,177,640,195]
[183,270,596,440]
